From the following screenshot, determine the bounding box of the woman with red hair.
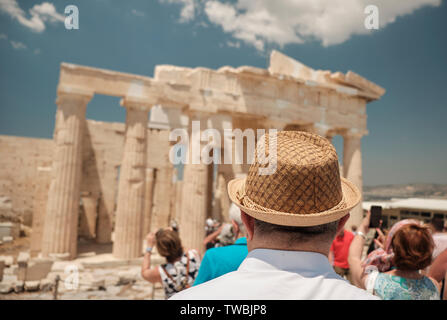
[349,213,441,300]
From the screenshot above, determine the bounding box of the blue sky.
[0,0,446,186]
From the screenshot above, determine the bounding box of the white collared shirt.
[170,249,379,300]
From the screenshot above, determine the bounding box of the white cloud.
[0,33,28,51]
[159,0,197,23]
[10,40,26,50]
[226,41,240,48]
[161,0,442,51]
[0,0,64,33]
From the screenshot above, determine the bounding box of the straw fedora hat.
[227,131,361,227]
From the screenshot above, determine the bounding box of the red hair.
[391,224,434,271]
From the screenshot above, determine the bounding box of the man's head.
[240,210,350,255]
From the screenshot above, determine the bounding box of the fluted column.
[113,97,151,259]
[212,170,231,223]
[143,168,155,236]
[41,88,92,259]
[150,166,174,232]
[178,116,210,254]
[31,166,51,257]
[343,130,364,228]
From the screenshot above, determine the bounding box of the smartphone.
[369,205,382,228]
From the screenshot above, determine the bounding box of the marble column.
[150,166,174,232]
[343,130,364,228]
[212,170,231,223]
[143,168,155,236]
[30,167,51,257]
[178,116,210,254]
[113,97,151,259]
[41,88,92,260]
[172,179,183,222]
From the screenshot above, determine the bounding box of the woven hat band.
[237,183,347,217]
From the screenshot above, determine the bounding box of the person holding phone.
[367,206,385,255]
[348,212,441,300]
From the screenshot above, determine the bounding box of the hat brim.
[227,176,361,227]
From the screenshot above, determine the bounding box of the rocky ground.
[0,240,167,300]
[1,266,166,300]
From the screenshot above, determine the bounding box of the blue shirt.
[193,237,248,286]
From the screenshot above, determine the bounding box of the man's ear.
[240,211,255,241]
[336,213,350,235]
[231,219,240,237]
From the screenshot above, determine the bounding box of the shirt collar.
[238,248,339,278]
[235,237,247,245]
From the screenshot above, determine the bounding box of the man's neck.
[247,240,330,257]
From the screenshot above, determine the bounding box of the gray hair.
[229,203,243,226]
[254,218,339,244]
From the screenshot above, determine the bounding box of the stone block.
[117,270,138,285]
[2,274,17,282]
[78,272,106,291]
[51,261,84,272]
[269,50,314,81]
[0,222,20,239]
[0,280,14,294]
[17,251,30,264]
[2,236,13,243]
[104,275,120,286]
[48,252,70,261]
[24,280,40,292]
[45,271,62,282]
[79,253,132,268]
[39,278,54,292]
[86,279,106,291]
[4,264,18,275]
[26,258,53,281]
[14,280,24,293]
[17,267,27,281]
[106,285,121,295]
[78,251,96,258]
[17,252,30,281]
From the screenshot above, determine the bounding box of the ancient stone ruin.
[1,50,385,265]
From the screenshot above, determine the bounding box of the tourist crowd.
[140,131,447,300]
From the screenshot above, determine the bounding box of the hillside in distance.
[363,184,447,201]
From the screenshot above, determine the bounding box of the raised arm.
[428,249,447,281]
[348,211,371,289]
[141,232,162,283]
